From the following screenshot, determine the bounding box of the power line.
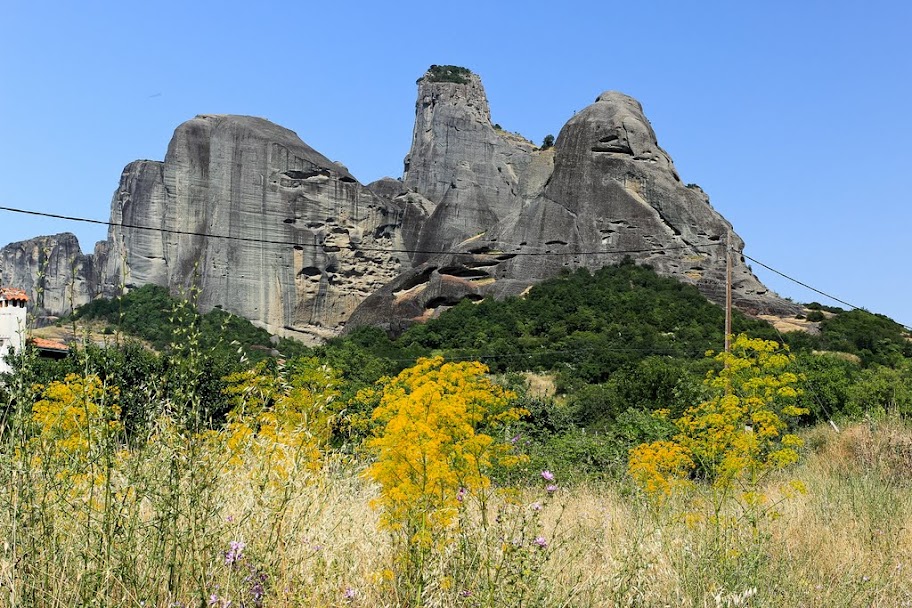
[741,253,860,311]
[741,253,911,330]
[0,204,724,258]
[3,203,907,329]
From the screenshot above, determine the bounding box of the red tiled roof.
[0,287,28,301]
[29,337,69,352]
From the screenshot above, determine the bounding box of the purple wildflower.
[225,540,246,566]
[533,536,548,549]
[530,502,542,511]
[541,470,555,482]
[460,589,474,597]
[456,487,467,502]
[510,434,521,444]
[546,484,558,493]
[343,587,357,600]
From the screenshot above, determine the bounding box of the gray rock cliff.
[347,74,797,331]
[2,68,797,339]
[98,114,420,341]
[0,233,104,320]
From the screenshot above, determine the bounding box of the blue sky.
[2,1,910,326]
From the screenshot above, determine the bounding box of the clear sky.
[1,1,910,326]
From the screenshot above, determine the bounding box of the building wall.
[0,298,28,374]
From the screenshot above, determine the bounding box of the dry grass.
[4,419,912,607]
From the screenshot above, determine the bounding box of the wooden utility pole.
[725,231,732,354]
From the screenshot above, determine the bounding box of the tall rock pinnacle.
[347,70,798,331]
[402,67,537,263]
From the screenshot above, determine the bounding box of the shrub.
[629,335,807,497]
[805,310,825,322]
[363,356,527,595]
[422,65,472,85]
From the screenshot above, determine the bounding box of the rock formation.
[1,67,797,339]
[97,114,422,341]
[0,233,105,320]
[347,72,797,332]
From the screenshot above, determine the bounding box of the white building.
[0,287,28,374]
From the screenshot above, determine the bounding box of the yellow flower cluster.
[365,356,527,538]
[30,374,121,469]
[628,440,694,498]
[629,335,808,499]
[220,358,340,478]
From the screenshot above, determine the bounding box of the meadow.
[4,264,912,607]
[2,349,911,607]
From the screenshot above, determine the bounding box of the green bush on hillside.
[70,284,309,362]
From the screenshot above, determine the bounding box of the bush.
[422,64,472,84]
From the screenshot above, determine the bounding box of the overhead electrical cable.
[740,253,862,312]
[3,204,907,328]
[0,205,724,258]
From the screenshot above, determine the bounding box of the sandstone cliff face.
[0,233,102,320]
[98,115,419,341]
[2,69,796,338]
[347,75,797,331]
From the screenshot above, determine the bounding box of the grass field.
[3,399,911,607]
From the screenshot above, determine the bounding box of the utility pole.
[725,231,732,355]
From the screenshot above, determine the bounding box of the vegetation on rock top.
[422,64,472,84]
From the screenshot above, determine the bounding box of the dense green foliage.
[70,284,309,361]
[817,309,912,366]
[379,261,777,381]
[16,261,911,480]
[422,64,472,84]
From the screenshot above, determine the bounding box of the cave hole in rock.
[438,266,491,279]
[339,175,356,183]
[545,240,568,246]
[495,254,516,261]
[322,245,341,253]
[284,170,327,180]
[299,266,321,277]
[306,222,325,229]
[425,296,465,309]
[293,245,304,251]
[373,224,395,239]
[283,218,296,224]
[396,267,437,291]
